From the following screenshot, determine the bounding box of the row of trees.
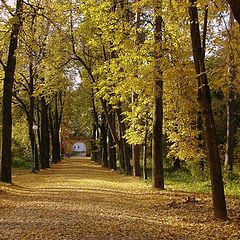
[1,0,240,220]
[0,0,69,179]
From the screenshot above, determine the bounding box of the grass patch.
[12,158,31,169]
[142,167,240,197]
[164,170,212,193]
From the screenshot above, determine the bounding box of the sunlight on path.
[1,158,240,240]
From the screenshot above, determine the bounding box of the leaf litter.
[0,157,240,240]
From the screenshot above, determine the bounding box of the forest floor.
[1,157,240,240]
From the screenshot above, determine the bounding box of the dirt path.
[1,157,240,240]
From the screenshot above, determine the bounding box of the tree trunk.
[50,117,59,164]
[108,104,117,170]
[91,124,98,162]
[91,91,100,161]
[152,0,164,189]
[28,123,36,172]
[225,12,236,172]
[117,120,125,172]
[173,158,181,171]
[36,100,43,167]
[101,112,108,167]
[131,0,141,177]
[45,112,50,168]
[49,93,64,164]
[116,106,131,175]
[225,70,235,172]
[1,0,23,183]
[132,96,141,177]
[133,145,141,177]
[143,144,147,180]
[189,0,227,220]
[198,111,205,172]
[29,52,40,172]
[227,0,240,24]
[40,96,49,168]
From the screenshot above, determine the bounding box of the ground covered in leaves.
[1,157,240,239]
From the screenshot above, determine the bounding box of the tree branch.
[227,0,240,24]
[0,58,6,72]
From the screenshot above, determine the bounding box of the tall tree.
[107,104,117,170]
[100,111,108,167]
[152,0,164,189]
[40,96,50,168]
[188,0,227,220]
[132,0,141,177]
[0,0,24,183]
[225,12,236,172]
[49,93,65,164]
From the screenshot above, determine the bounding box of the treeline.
[0,0,240,221]
[0,0,68,180]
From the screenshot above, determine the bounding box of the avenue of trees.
[1,0,240,220]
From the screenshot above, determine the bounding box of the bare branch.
[0,58,6,71]
[0,0,14,16]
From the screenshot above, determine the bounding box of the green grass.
[141,167,240,197]
[164,170,212,194]
[12,158,31,169]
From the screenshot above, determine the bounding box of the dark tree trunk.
[123,140,131,174]
[133,145,141,177]
[49,109,58,164]
[28,124,36,172]
[101,112,108,167]
[51,134,59,164]
[132,94,141,177]
[34,140,39,170]
[36,100,43,167]
[225,89,235,171]
[40,96,49,168]
[189,0,227,220]
[143,125,149,180]
[227,0,240,24]
[49,93,64,164]
[132,1,141,177]
[1,0,23,183]
[225,12,236,172]
[152,0,164,189]
[92,90,100,138]
[143,143,147,180]
[198,111,205,172]
[91,124,98,162]
[117,121,125,172]
[29,54,40,171]
[29,13,39,172]
[173,158,181,171]
[91,91,100,161]
[53,97,61,162]
[108,104,117,170]
[45,112,50,168]
[116,106,131,175]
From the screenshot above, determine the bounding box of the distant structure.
[61,124,90,157]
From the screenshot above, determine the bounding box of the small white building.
[72,142,87,157]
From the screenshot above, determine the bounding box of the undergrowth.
[141,166,240,197]
[12,157,31,169]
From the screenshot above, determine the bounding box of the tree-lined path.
[1,158,240,240]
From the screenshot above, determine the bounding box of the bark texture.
[189,0,227,220]
[227,0,240,24]
[100,112,108,168]
[225,12,236,172]
[1,0,24,183]
[152,0,164,189]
